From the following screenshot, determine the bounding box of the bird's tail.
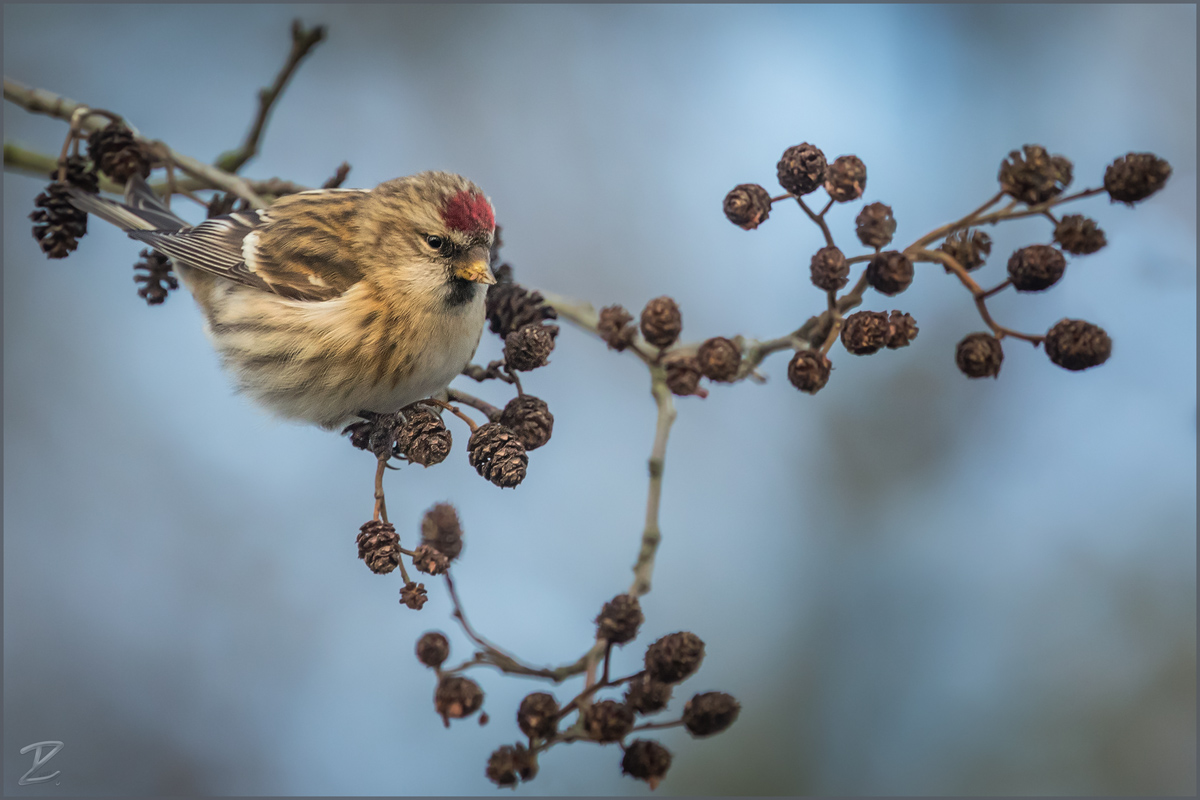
[66,175,188,233]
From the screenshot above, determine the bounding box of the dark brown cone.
[697,337,741,382]
[998,144,1073,205]
[663,354,708,398]
[498,395,554,450]
[824,155,867,202]
[57,155,99,194]
[412,544,450,576]
[87,122,152,183]
[810,245,849,291]
[517,692,560,740]
[787,350,832,394]
[206,192,250,218]
[580,699,635,743]
[504,322,558,371]
[1104,153,1171,205]
[30,182,88,259]
[595,594,644,645]
[486,270,558,338]
[435,675,484,723]
[624,673,673,715]
[939,229,992,271]
[356,519,400,575]
[133,248,178,305]
[342,412,402,459]
[1053,215,1107,255]
[598,305,638,351]
[421,502,463,561]
[467,423,528,488]
[400,581,428,610]
[840,311,892,355]
[682,692,741,737]
[416,632,450,668]
[1007,244,1066,292]
[955,332,1004,378]
[886,311,919,349]
[855,202,897,249]
[1044,319,1112,371]
[777,143,827,196]
[621,739,672,790]
[866,251,914,296]
[486,744,537,786]
[723,183,772,229]
[644,631,705,684]
[394,408,452,466]
[640,296,683,349]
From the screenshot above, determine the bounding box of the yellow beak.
[454,257,496,285]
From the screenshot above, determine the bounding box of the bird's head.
[360,171,497,307]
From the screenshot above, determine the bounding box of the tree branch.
[630,369,677,597]
[4,77,270,207]
[214,20,327,173]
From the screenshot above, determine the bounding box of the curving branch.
[215,20,327,173]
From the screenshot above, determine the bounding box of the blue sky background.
[4,4,1195,795]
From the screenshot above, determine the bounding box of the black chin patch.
[445,277,478,308]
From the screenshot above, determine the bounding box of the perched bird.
[68,172,497,429]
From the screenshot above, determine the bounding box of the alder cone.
[640,296,682,348]
[955,332,1003,378]
[467,423,528,488]
[723,183,772,229]
[777,143,827,196]
[696,337,741,382]
[1044,319,1111,371]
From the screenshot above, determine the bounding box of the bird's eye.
[424,234,445,251]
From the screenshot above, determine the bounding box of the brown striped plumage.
[68,172,497,429]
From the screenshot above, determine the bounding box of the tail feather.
[66,175,188,233]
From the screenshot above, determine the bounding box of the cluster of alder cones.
[414,589,739,790]
[30,121,153,259]
[721,142,1170,389]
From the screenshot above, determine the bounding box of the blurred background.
[4,4,1195,795]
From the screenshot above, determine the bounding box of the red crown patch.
[441,190,495,234]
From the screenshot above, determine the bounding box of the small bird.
[68,172,497,430]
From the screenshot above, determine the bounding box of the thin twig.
[796,195,835,247]
[442,573,604,681]
[322,161,351,188]
[215,20,327,173]
[4,78,270,207]
[629,370,678,598]
[445,388,502,421]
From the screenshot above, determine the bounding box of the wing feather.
[120,189,370,302]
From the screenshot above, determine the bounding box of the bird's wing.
[126,188,369,302]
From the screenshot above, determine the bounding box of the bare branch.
[215,20,327,173]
